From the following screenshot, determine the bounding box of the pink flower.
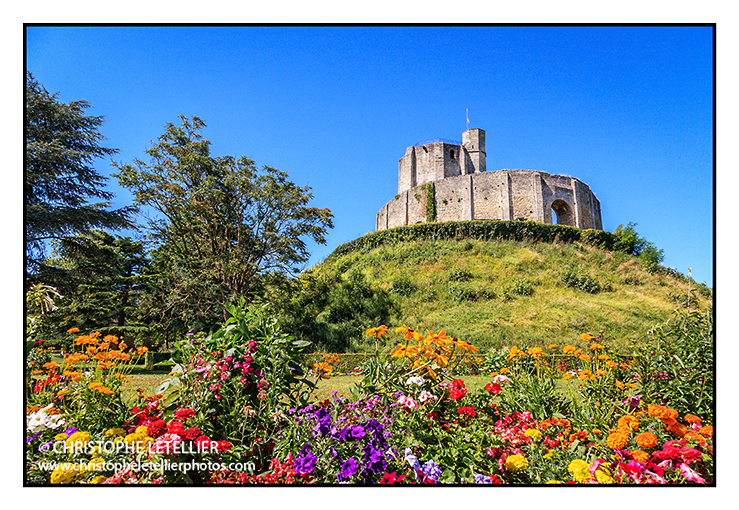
[418,390,437,403]
[679,462,706,483]
[397,394,418,410]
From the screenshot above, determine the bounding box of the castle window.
[450,149,455,160]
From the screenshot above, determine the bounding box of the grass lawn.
[121,372,494,405]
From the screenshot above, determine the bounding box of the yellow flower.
[105,427,126,437]
[594,468,614,484]
[546,480,562,484]
[580,333,592,342]
[90,475,107,484]
[563,345,576,354]
[524,428,543,441]
[505,454,529,472]
[50,462,78,484]
[65,431,91,450]
[590,343,603,350]
[568,459,590,483]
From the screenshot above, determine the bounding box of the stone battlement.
[377,129,602,231]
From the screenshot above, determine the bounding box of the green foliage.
[33,231,151,347]
[508,278,534,297]
[25,72,135,277]
[389,275,417,296]
[424,182,436,221]
[447,268,473,282]
[112,115,333,332]
[634,308,714,423]
[328,220,616,261]
[613,222,664,270]
[561,268,612,294]
[276,268,392,352]
[161,301,316,446]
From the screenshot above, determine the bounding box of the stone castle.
[376,128,603,231]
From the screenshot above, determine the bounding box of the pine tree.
[25,72,135,280]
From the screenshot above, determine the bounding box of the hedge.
[327,220,617,261]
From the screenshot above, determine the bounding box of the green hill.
[274,221,711,355]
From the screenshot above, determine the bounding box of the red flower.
[147,419,167,439]
[167,420,186,436]
[380,472,407,484]
[217,440,232,452]
[183,427,202,441]
[449,386,468,400]
[458,406,477,418]
[174,408,196,420]
[484,383,501,394]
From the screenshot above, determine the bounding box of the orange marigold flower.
[563,345,576,354]
[548,344,558,349]
[606,431,629,450]
[67,327,80,334]
[683,431,706,445]
[684,414,702,424]
[527,347,543,357]
[580,333,592,342]
[618,415,639,431]
[590,343,603,350]
[88,382,103,390]
[667,422,688,438]
[648,405,666,418]
[635,431,658,448]
[698,425,713,437]
[631,450,650,463]
[562,373,573,380]
[579,354,591,362]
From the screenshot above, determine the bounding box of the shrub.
[561,269,611,294]
[389,275,416,296]
[447,268,473,282]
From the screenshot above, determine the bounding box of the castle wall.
[377,169,602,232]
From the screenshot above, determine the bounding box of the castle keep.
[376,128,603,231]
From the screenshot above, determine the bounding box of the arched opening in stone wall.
[551,199,574,226]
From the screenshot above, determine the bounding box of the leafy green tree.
[613,222,664,272]
[34,230,151,346]
[25,72,135,279]
[112,115,333,332]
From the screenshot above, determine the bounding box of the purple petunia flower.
[421,460,442,482]
[339,457,359,479]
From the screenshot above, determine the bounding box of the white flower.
[27,413,46,434]
[492,374,511,384]
[406,376,425,386]
[418,390,437,403]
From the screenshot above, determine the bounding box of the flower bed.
[25,304,714,485]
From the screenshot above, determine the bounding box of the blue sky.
[25,25,714,285]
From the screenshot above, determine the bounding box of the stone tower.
[462,128,486,174]
[378,127,603,232]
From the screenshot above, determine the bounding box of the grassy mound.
[277,221,711,354]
